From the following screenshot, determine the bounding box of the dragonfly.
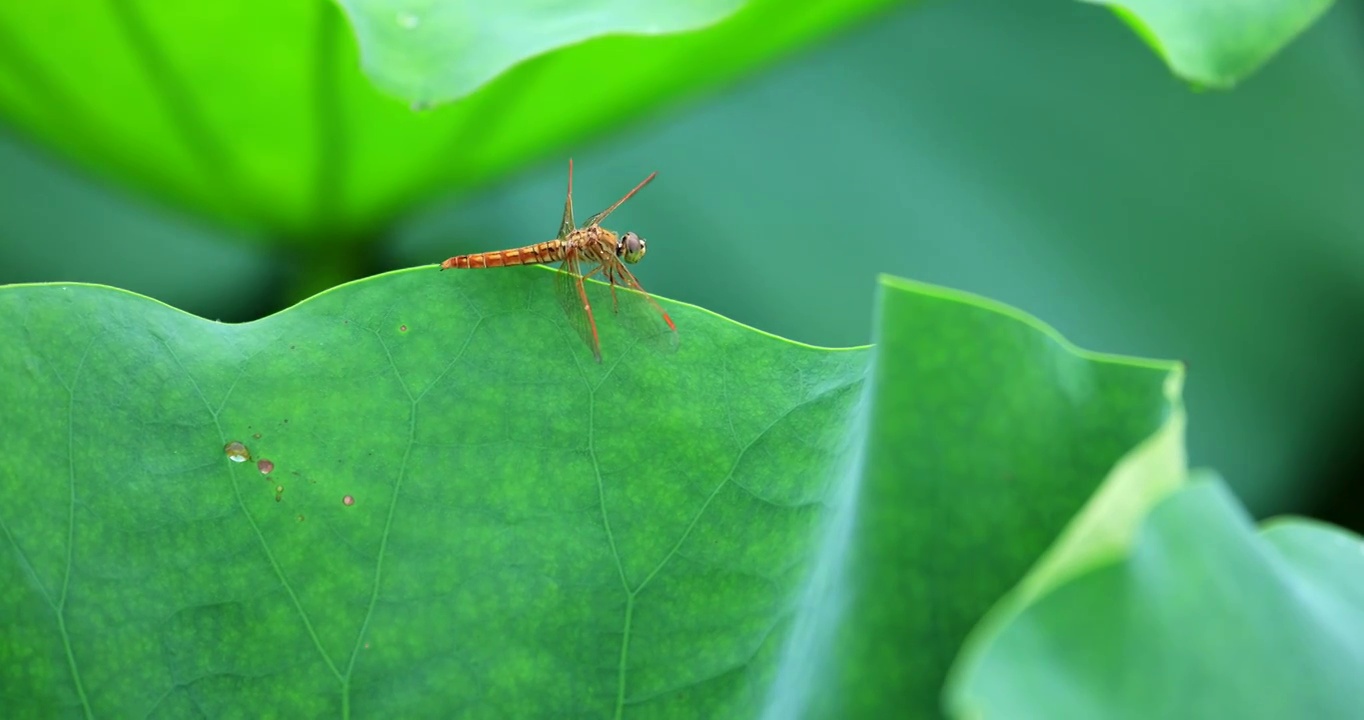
[440,159,678,363]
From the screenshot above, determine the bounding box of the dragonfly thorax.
[617,231,647,264]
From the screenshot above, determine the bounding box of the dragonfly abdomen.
[440,240,567,270]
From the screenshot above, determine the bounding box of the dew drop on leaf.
[343,495,355,506]
[399,324,408,333]
[257,459,275,475]
[252,433,262,439]
[274,485,284,502]
[224,441,251,462]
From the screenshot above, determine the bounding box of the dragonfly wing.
[604,259,679,355]
[583,171,657,228]
[555,248,603,362]
[558,159,575,239]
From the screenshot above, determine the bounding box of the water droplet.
[224,441,251,462]
[343,495,355,506]
[252,432,262,439]
[257,459,275,475]
[274,485,284,502]
[399,324,408,333]
[396,11,419,29]
[297,514,305,522]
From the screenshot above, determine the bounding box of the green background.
[3,0,1361,716]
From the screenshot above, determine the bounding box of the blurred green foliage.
[1086,0,1337,88]
[1,0,1361,520]
[335,0,748,103]
[948,478,1364,719]
[0,0,892,238]
[3,0,1362,716]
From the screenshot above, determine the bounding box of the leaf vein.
[160,337,344,685]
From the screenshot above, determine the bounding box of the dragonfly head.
[617,231,647,264]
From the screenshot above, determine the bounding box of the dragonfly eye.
[618,231,647,264]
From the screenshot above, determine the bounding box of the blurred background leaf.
[946,478,1364,719]
[1085,0,1338,89]
[334,0,746,104]
[0,0,894,242]
[769,277,1181,718]
[1,0,1361,527]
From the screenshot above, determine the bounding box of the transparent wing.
[554,247,603,362]
[602,259,679,356]
[583,171,657,228]
[558,159,576,239]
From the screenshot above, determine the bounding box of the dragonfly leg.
[580,265,621,314]
[606,267,622,314]
[572,274,602,363]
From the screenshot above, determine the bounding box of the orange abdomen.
[440,240,566,270]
